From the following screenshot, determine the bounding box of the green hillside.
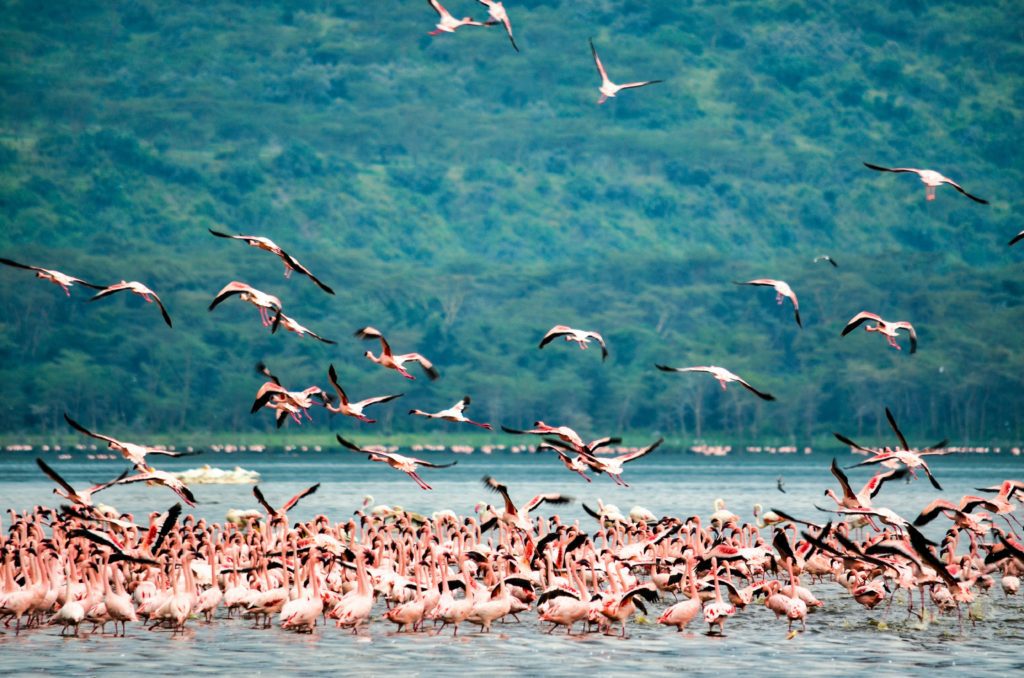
[1,0,1022,444]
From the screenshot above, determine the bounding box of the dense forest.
[1,0,1022,445]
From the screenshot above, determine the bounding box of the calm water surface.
[1,447,1022,676]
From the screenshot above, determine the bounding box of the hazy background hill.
[1,0,1022,444]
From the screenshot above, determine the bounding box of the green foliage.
[0,0,1021,445]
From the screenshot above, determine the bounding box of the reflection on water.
[1,448,1022,675]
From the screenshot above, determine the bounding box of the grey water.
[1,447,1022,676]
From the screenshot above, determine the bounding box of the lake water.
[1,446,1022,676]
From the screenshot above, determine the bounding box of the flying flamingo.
[336,434,457,490]
[90,280,173,327]
[814,255,838,267]
[822,457,908,511]
[354,326,439,380]
[538,325,608,360]
[270,310,335,344]
[209,281,282,327]
[551,437,663,487]
[841,311,917,354]
[0,258,103,296]
[656,364,775,401]
[409,395,493,429]
[589,38,663,104]
[477,1,517,52]
[480,476,572,533]
[252,483,320,523]
[208,229,334,293]
[501,421,588,449]
[35,458,128,507]
[427,0,491,35]
[322,364,403,423]
[863,162,988,204]
[63,413,200,471]
[734,279,802,328]
[108,469,198,507]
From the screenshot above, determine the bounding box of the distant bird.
[656,364,775,401]
[427,0,491,35]
[64,413,199,471]
[572,437,663,487]
[500,421,587,450]
[271,311,335,344]
[251,382,326,428]
[863,162,988,204]
[590,38,663,105]
[208,229,334,294]
[209,281,282,327]
[337,434,456,490]
[409,396,493,430]
[0,258,103,296]
[477,0,517,52]
[777,476,786,494]
[354,326,440,380]
[90,281,172,327]
[1009,230,1024,246]
[322,364,403,424]
[814,255,838,268]
[841,311,917,354]
[538,325,608,360]
[734,279,801,328]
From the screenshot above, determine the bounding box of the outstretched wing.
[885,407,910,450]
[735,377,775,401]
[64,413,121,447]
[252,485,276,514]
[616,437,663,463]
[36,458,77,497]
[842,311,882,336]
[589,39,608,83]
[282,483,320,511]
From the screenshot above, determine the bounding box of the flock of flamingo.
[1,0,1022,646]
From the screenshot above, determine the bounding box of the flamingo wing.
[0,257,46,273]
[208,283,247,311]
[151,293,173,327]
[89,282,132,301]
[523,493,573,513]
[864,467,909,499]
[617,80,663,91]
[409,458,457,469]
[36,457,78,497]
[586,331,609,361]
[354,326,392,357]
[616,437,663,464]
[152,503,182,554]
[841,311,882,336]
[482,476,516,515]
[64,413,122,447]
[538,325,574,349]
[589,39,609,84]
[884,407,910,450]
[939,177,988,204]
[1009,230,1024,246]
[829,457,855,501]
[404,353,440,380]
[863,162,921,174]
[282,483,321,511]
[358,393,404,409]
[326,364,350,405]
[891,322,917,354]
[252,485,276,514]
[735,377,775,401]
[832,431,877,455]
[912,499,956,526]
[335,434,371,454]
[428,0,450,19]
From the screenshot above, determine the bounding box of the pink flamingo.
[409,395,493,430]
[863,162,988,204]
[427,0,491,35]
[0,258,102,296]
[90,280,172,327]
[734,278,802,328]
[322,363,403,423]
[209,281,282,327]
[208,229,333,293]
[590,38,663,104]
[354,326,440,380]
[477,1,517,52]
[656,364,776,401]
[337,434,457,490]
[842,311,917,353]
[538,325,608,360]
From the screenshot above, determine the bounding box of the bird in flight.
[590,38,663,105]
[841,312,917,354]
[0,258,103,296]
[863,162,988,204]
[90,281,173,327]
[354,326,440,380]
[734,279,802,328]
[538,325,608,360]
[208,229,334,294]
[656,364,775,401]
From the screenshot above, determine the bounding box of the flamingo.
[589,38,663,104]
[536,441,593,481]
[252,483,320,523]
[35,457,128,507]
[251,380,326,428]
[63,413,200,472]
[501,421,588,450]
[477,1,517,52]
[354,326,440,380]
[209,281,282,327]
[863,162,988,204]
[480,476,571,533]
[90,280,172,327]
[538,325,608,360]
[814,255,838,267]
[427,0,491,35]
[409,395,493,430]
[336,434,457,490]
[658,557,701,632]
[702,558,737,635]
[208,229,333,293]
[841,311,917,353]
[107,469,198,507]
[268,311,335,344]
[0,258,102,296]
[656,364,775,401]
[734,279,801,328]
[569,437,663,487]
[322,364,403,423]
[823,457,908,511]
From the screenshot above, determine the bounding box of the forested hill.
[1,1,1022,444]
